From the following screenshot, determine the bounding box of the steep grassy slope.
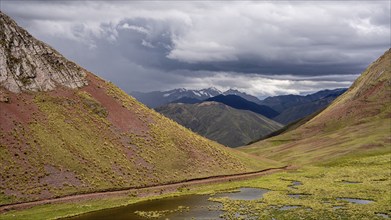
[240,49,391,164]
[247,108,326,145]
[0,12,280,206]
[156,102,282,147]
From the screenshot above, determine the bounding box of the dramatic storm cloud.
[2,1,390,97]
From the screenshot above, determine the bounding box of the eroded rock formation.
[0,12,88,93]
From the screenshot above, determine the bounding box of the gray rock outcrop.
[0,11,88,93]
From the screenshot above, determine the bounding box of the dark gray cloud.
[1,1,390,97]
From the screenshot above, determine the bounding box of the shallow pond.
[290,181,302,187]
[213,187,269,200]
[287,180,302,189]
[341,181,361,184]
[65,188,267,220]
[337,198,374,204]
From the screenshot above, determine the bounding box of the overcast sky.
[2,1,390,98]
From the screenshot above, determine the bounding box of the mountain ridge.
[206,94,280,119]
[132,86,347,124]
[156,101,283,147]
[259,88,347,112]
[222,89,262,104]
[271,88,347,124]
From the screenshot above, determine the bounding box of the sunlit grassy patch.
[134,206,189,219]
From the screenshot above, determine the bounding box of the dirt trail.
[0,166,292,213]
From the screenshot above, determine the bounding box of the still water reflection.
[65,188,266,220]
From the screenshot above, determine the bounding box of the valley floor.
[0,150,390,220]
[0,166,289,219]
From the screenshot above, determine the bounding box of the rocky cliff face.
[0,12,88,93]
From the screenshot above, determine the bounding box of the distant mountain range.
[155,89,346,147]
[133,87,346,126]
[156,102,282,147]
[259,88,348,112]
[130,88,222,108]
[261,88,347,124]
[130,88,262,108]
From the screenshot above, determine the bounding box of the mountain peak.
[0,12,88,93]
[225,88,239,93]
[223,89,262,105]
[204,87,221,93]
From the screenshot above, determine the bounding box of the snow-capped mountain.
[130,88,223,108]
